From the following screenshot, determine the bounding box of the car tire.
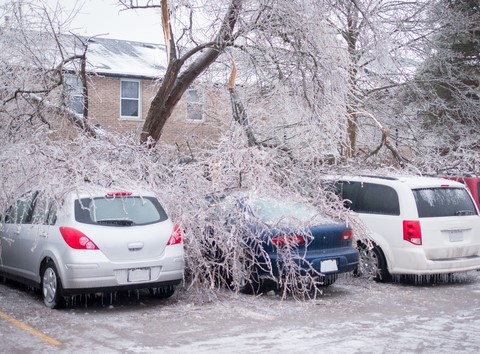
[318,274,337,287]
[41,261,65,309]
[149,286,175,299]
[357,243,391,282]
[235,257,263,295]
[239,271,263,295]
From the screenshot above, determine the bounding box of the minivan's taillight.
[272,234,306,246]
[167,224,182,245]
[59,227,99,250]
[341,229,353,241]
[403,220,422,245]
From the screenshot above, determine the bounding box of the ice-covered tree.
[321,0,437,162]
[394,0,480,173]
[0,0,96,142]
[413,2,480,139]
[3,0,477,301]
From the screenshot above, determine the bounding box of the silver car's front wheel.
[41,261,65,309]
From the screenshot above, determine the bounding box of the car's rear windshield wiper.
[96,219,135,226]
[454,210,475,216]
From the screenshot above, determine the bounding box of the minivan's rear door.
[412,187,480,260]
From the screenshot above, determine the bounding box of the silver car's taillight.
[59,227,99,250]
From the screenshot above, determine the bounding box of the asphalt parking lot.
[1,272,480,353]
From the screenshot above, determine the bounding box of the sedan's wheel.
[233,257,263,295]
[41,261,65,309]
[149,286,175,299]
[318,274,337,287]
[239,269,262,295]
[358,244,391,282]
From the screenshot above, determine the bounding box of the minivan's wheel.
[41,261,65,309]
[357,244,391,282]
[149,286,175,299]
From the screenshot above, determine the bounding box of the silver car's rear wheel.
[41,261,65,309]
[149,286,175,299]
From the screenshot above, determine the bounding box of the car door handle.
[128,242,144,251]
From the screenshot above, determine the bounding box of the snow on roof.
[68,35,168,79]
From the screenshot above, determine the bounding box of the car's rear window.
[413,188,477,217]
[75,196,168,226]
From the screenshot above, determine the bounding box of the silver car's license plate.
[449,230,463,242]
[128,267,151,282]
[320,259,338,272]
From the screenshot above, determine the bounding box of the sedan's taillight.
[167,224,182,245]
[59,227,99,250]
[403,220,422,245]
[272,234,306,246]
[341,229,353,241]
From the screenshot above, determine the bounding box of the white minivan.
[325,175,480,281]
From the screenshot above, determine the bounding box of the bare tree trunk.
[228,56,257,147]
[344,3,360,157]
[346,110,357,157]
[361,111,408,167]
[140,0,243,145]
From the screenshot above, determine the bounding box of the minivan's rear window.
[75,196,168,226]
[413,188,477,217]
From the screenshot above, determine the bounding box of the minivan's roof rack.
[359,175,399,180]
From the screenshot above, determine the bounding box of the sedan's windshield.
[75,196,168,226]
[413,187,477,217]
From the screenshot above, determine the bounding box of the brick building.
[65,36,230,149]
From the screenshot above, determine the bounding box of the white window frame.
[64,74,84,115]
[186,87,204,122]
[120,79,142,120]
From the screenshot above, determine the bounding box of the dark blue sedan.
[204,194,359,294]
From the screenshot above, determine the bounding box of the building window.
[120,79,141,119]
[64,75,84,115]
[187,87,203,121]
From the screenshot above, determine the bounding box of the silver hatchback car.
[0,188,184,308]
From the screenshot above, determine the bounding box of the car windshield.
[413,187,478,217]
[75,196,168,226]
[248,198,328,225]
